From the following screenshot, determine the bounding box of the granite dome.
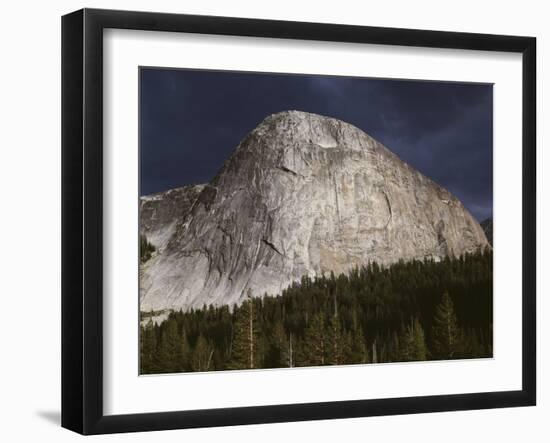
[140,111,489,311]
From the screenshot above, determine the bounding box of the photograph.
[138,68,494,374]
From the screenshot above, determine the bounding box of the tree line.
[140,249,492,374]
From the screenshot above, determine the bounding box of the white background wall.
[0,0,546,441]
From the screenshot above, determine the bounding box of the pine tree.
[271,321,293,367]
[139,320,157,374]
[228,290,259,369]
[412,319,428,361]
[191,335,213,372]
[387,331,401,362]
[432,292,463,359]
[328,314,343,365]
[300,312,326,366]
[400,318,428,361]
[372,339,378,364]
[327,288,352,365]
[350,326,369,364]
[157,318,183,373]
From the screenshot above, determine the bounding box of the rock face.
[140,111,489,311]
[140,184,205,251]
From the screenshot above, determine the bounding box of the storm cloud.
[140,68,492,221]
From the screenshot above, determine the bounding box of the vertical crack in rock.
[333,175,342,225]
[382,190,393,228]
[435,219,449,256]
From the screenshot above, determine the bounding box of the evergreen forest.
[140,249,493,374]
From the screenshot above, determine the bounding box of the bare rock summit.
[140,111,489,311]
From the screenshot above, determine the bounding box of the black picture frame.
[62,8,536,435]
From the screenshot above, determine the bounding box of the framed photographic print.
[61,8,536,435]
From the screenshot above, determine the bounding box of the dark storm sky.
[140,68,493,221]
